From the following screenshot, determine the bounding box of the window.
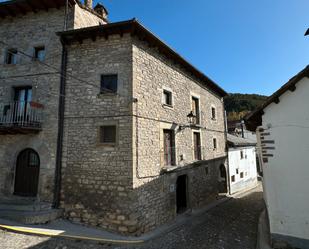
[6,49,18,64]
[240,172,244,178]
[211,107,216,120]
[240,150,244,159]
[163,89,172,106]
[100,125,117,145]
[213,138,217,150]
[231,175,235,182]
[100,74,118,93]
[34,46,45,61]
[191,96,200,124]
[163,129,175,166]
[236,168,239,174]
[193,132,201,160]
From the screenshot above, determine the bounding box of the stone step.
[0,202,52,212]
[0,209,63,224]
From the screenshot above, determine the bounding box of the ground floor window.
[163,129,176,166]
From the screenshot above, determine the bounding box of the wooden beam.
[289,84,296,92]
[274,97,280,104]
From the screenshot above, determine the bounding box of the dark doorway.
[176,175,188,214]
[14,148,40,197]
[219,164,228,193]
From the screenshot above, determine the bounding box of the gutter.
[53,39,68,208]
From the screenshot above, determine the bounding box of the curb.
[0,224,144,244]
[0,184,261,244]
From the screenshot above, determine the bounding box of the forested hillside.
[224,93,268,121]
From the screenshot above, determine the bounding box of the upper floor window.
[100,74,118,94]
[191,96,200,125]
[163,89,173,106]
[99,125,117,145]
[211,107,216,120]
[193,132,202,160]
[240,150,244,159]
[163,129,176,166]
[6,49,18,64]
[213,138,217,150]
[34,46,45,61]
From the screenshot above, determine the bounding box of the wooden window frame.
[193,131,202,161]
[191,96,200,125]
[163,129,176,166]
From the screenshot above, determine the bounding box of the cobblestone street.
[0,185,264,249]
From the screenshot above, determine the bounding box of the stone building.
[0,0,227,235]
[0,0,107,217]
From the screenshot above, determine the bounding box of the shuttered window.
[100,125,117,144]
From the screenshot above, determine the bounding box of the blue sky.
[2,0,309,95]
[96,0,309,95]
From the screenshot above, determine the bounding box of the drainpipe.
[223,110,231,195]
[53,39,68,209]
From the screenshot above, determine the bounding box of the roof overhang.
[57,19,227,98]
[0,0,78,18]
[245,65,309,131]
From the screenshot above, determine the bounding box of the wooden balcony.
[0,101,43,134]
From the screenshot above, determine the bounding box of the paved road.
[0,185,264,249]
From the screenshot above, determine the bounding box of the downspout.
[223,109,231,195]
[53,38,68,208]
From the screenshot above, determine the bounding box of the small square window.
[6,49,18,64]
[240,172,244,178]
[100,125,117,145]
[34,46,45,61]
[231,175,235,182]
[211,107,216,120]
[163,89,172,106]
[213,138,217,150]
[101,74,118,93]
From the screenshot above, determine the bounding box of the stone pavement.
[0,184,264,249]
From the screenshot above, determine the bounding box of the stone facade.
[0,2,106,202]
[60,32,227,235]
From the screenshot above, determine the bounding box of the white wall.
[228,147,257,194]
[260,77,309,242]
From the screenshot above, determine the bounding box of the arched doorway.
[219,164,227,193]
[14,149,40,197]
[176,175,188,214]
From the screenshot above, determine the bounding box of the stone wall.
[61,34,137,233]
[0,5,109,202]
[73,4,106,29]
[0,8,66,201]
[131,38,227,234]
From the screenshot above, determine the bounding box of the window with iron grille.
[100,74,118,93]
[100,125,117,145]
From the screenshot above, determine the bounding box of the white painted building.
[246,66,309,249]
[227,134,258,195]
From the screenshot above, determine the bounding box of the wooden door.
[193,132,201,160]
[14,149,40,197]
[163,130,175,166]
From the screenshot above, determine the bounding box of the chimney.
[85,0,93,9]
[94,3,108,20]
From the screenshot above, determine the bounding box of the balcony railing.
[0,101,43,133]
